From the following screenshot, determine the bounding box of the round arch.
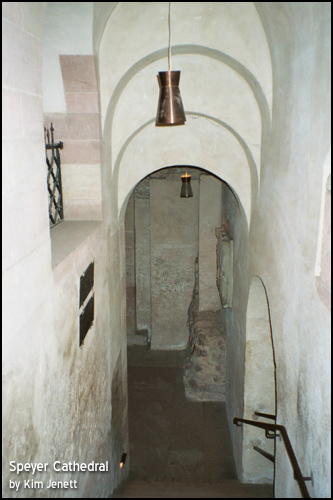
[102,47,269,196]
[124,165,230,350]
[98,1,272,132]
[242,276,276,483]
[117,115,254,226]
[99,45,268,231]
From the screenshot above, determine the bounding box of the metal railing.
[253,445,275,463]
[233,413,311,498]
[44,123,64,227]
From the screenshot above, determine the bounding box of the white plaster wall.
[3,3,54,495]
[93,2,117,55]
[242,277,275,483]
[3,2,128,497]
[35,224,114,497]
[251,4,331,498]
[43,2,94,113]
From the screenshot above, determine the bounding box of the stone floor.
[110,346,273,498]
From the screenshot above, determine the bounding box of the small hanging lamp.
[156,2,186,126]
[180,168,193,198]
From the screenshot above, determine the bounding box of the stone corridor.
[110,346,273,498]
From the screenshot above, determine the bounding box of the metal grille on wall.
[44,123,64,227]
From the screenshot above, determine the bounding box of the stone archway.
[242,276,276,483]
[124,166,225,350]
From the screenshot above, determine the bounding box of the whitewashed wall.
[3,3,128,498]
[98,3,330,498]
[3,3,331,499]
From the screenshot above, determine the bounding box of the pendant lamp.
[156,2,186,126]
[180,168,193,198]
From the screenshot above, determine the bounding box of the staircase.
[110,346,273,498]
[111,477,273,498]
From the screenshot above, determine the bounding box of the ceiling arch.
[97,2,273,231]
[98,2,272,124]
[102,48,267,221]
[116,114,253,226]
[102,44,271,135]
[108,49,268,175]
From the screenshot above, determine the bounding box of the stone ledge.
[127,334,147,346]
[51,220,101,268]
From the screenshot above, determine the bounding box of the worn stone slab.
[184,310,226,402]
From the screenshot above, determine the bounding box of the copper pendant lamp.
[180,168,193,198]
[156,2,186,126]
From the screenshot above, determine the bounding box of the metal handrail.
[253,411,276,420]
[233,417,311,498]
[253,445,275,463]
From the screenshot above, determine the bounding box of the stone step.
[110,477,273,498]
[127,334,147,346]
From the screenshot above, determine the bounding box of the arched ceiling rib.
[102,45,270,135]
[116,115,253,226]
[98,2,272,124]
[110,51,266,177]
[96,2,273,227]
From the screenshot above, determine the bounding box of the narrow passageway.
[110,346,273,498]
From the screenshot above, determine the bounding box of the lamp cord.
[168,2,171,72]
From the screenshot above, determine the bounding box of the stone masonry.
[184,310,226,402]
